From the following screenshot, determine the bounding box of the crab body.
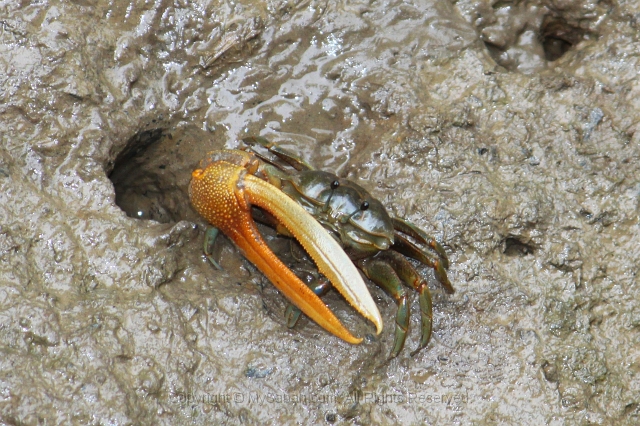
[189,136,454,357]
[277,170,394,259]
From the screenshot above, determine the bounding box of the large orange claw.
[189,151,382,344]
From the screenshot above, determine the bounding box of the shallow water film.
[1,0,639,424]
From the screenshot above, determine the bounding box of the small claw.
[190,158,383,343]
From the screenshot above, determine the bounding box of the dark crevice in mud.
[502,236,535,257]
[473,2,605,72]
[111,129,165,170]
[109,128,190,224]
[540,18,587,62]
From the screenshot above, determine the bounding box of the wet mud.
[1,0,639,424]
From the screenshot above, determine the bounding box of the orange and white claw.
[189,158,383,344]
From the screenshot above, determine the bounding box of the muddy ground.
[1,0,639,424]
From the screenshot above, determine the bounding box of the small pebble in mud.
[245,367,274,379]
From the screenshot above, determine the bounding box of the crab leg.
[189,159,383,344]
[357,256,411,358]
[392,217,454,294]
[359,251,434,357]
[285,274,331,328]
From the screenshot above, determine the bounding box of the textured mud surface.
[1,0,639,424]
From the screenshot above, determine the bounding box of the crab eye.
[360,201,369,211]
[331,180,340,190]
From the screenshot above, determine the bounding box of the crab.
[189,137,454,357]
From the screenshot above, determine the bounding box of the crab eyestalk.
[189,158,383,344]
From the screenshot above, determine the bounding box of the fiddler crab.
[189,136,454,357]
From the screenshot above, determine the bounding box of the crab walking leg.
[357,257,411,358]
[203,227,223,270]
[285,275,331,328]
[380,251,434,356]
[190,160,383,343]
[359,250,435,357]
